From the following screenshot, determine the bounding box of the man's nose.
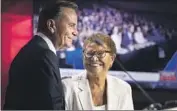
[72,29,78,36]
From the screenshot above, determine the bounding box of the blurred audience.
[34,3,177,71]
[70,4,175,54]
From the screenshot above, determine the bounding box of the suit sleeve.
[34,50,64,110]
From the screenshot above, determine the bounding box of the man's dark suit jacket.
[3,35,65,110]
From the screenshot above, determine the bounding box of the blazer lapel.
[78,78,94,110]
[107,75,122,110]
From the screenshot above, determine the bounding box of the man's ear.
[47,19,56,34]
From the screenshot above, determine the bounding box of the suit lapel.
[107,75,121,110]
[78,78,94,110]
[76,75,123,110]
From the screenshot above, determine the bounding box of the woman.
[62,33,134,110]
[110,26,129,54]
[134,26,148,44]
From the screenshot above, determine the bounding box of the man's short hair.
[37,0,78,31]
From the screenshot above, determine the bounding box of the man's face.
[55,7,78,49]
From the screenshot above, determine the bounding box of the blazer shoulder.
[61,76,74,86]
[62,73,84,82]
[62,72,86,86]
[61,76,78,94]
[61,76,72,80]
[108,75,131,90]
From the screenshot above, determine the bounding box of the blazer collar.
[78,78,93,110]
[36,32,57,55]
[77,74,121,110]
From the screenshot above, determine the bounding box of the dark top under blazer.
[3,35,65,110]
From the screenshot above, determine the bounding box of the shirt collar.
[36,32,57,55]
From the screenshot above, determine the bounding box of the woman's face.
[83,42,115,76]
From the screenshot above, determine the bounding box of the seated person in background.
[62,33,134,110]
[122,24,135,51]
[134,26,147,44]
[134,26,155,49]
[111,26,128,54]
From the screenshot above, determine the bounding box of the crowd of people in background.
[33,3,177,70]
[34,4,176,53]
[71,4,176,54]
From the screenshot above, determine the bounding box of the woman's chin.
[88,68,102,74]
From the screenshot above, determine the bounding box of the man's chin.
[57,44,66,50]
[58,44,72,50]
[65,43,74,48]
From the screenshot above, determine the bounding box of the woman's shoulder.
[61,71,87,85]
[108,75,131,89]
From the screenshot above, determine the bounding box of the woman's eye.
[98,52,104,55]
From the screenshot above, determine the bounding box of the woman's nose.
[90,55,99,61]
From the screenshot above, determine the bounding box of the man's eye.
[69,24,75,27]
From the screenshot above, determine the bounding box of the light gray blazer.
[62,72,134,110]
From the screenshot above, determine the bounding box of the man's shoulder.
[13,38,55,64]
[17,37,45,53]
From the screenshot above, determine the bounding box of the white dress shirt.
[36,32,57,55]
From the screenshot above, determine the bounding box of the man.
[3,1,78,110]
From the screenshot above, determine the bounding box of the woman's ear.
[110,54,116,68]
[47,19,56,34]
[111,54,116,62]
